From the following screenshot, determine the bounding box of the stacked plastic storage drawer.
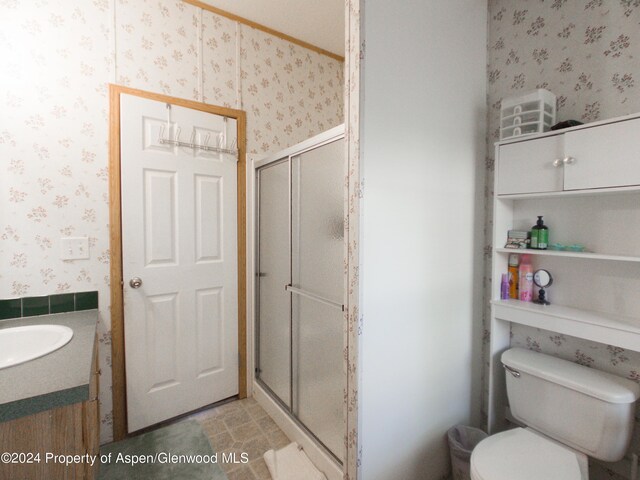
[500,89,556,140]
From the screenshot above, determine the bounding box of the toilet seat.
[470,428,587,480]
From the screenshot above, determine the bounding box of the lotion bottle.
[519,254,534,302]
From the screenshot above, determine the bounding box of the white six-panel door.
[120,94,238,432]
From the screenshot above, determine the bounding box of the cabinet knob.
[553,158,563,168]
[563,156,576,165]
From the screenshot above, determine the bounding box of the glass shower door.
[256,160,291,406]
[256,135,344,463]
[291,139,344,460]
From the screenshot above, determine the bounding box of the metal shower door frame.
[253,125,345,464]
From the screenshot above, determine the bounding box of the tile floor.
[190,397,291,480]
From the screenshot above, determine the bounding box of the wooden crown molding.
[182,0,345,62]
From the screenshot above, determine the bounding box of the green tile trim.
[0,291,98,321]
[75,291,98,311]
[0,299,22,320]
[22,296,50,317]
[50,293,75,314]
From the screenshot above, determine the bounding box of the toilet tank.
[502,348,640,462]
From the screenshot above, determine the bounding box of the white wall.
[359,1,487,478]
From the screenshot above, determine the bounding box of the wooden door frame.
[109,84,247,441]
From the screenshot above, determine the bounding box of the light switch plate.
[60,237,90,260]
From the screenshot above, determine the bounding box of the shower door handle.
[285,284,344,311]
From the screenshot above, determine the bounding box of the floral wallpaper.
[0,0,343,444]
[114,0,343,156]
[115,0,201,102]
[485,2,640,478]
[0,0,115,442]
[202,10,238,108]
[240,26,343,156]
[344,1,362,478]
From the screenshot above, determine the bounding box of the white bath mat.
[263,442,327,480]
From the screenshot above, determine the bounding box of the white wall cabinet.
[497,116,640,195]
[563,118,640,190]
[497,135,563,195]
[489,113,640,438]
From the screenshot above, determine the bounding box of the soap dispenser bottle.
[531,216,549,250]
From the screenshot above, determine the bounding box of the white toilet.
[471,348,640,480]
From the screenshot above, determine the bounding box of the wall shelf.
[496,184,640,200]
[492,299,640,352]
[495,248,640,263]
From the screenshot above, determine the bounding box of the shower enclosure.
[254,125,344,464]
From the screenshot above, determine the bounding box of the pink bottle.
[519,254,534,302]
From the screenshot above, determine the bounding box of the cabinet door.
[564,118,640,190]
[84,400,99,480]
[0,403,85,479]
[497,135,564,195]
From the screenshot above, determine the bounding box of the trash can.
[447,425,488,480]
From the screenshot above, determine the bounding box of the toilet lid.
[470,428,585,480]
